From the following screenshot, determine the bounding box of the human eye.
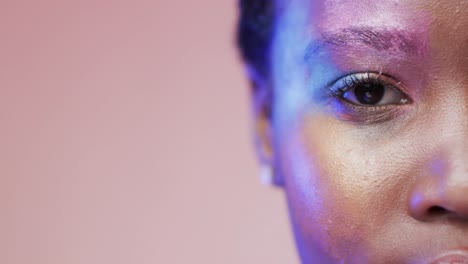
[327,72,413,124]
[331,72,411,106]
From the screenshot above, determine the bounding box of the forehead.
[278,0,466,34]
[281,0,423,29]
[275,0,468,67]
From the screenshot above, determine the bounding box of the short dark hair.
[237,0,275,80]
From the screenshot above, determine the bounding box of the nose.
[408,158,468,222]
[409,183,468,221]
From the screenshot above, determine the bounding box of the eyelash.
[341,73,380,91]
[331,72,399,99]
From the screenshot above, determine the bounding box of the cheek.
[278,113,426,261]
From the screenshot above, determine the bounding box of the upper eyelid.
[330,72,408,96]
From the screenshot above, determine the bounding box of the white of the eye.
[377,86,406,105]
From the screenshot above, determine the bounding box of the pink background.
[1,1,297,263]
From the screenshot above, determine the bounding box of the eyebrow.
[304,27,426,60]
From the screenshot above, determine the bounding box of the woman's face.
[266,0,468,263]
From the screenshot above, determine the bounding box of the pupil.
[354,83,385,105]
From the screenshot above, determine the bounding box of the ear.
[245,65,284,187]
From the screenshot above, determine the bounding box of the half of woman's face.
[267,0,468,263]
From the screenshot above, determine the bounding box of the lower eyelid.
[329,98,409,125]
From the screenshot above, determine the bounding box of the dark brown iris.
[354,82,385,105]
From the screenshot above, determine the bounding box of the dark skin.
[251,0,468,263]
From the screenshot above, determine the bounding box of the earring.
[259,164,274,186]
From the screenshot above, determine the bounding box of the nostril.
[427,206,448,217]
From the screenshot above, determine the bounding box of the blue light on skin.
[270,0,343,138]
[269,2,349,263]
